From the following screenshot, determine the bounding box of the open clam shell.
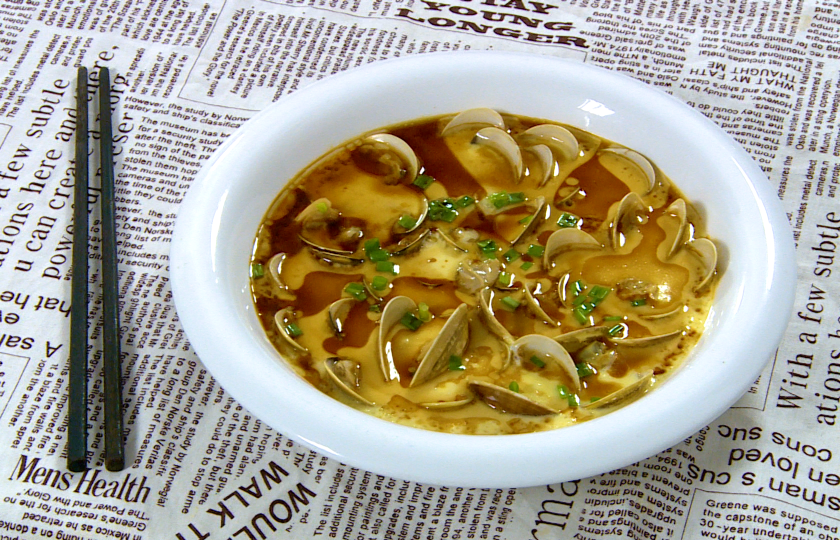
[457,260,501,295]
[609,329,682,347]
[687,237,717,291]
[469,380,557,416]
[327,297,356,338]
[583,371,654,410]
[523,283,558,326]
[524,144,555,187]
[510,197,547,247]
[664,198,688,259]
[274,308,308,355]
[543,228,601,273]
[419,396,475,409]
[267,253,296,301]
[389,227,431,257]
[324,357,373,405]
[378,296,417,381]
[478,288,514,346]
[510,334,580,390]
[410,303,470,387]
[473,127,524,181]
[441,107,506,136]
[552,326,610,353]
[359,133,419,184]
[609,192,647,250]
[517,124,580,162]
[599,147,656,195]
[393,195,429,235]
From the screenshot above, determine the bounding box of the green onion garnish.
[500,296,520,311]
[369,248,390,262]
[518,215,533,225]
[400,312,423,331]
[376,261,398,275]
[529,356,546,368]
[520,261,534,271]
[368,304,381,313]
[285,323,303,338]
[364,238,380,254]
[509,381,520,393]
[316,201,328,213]
[344,282,367,301]
[603,315,623,321]
[448,355,465,371]
[557,385,579,407]
[573,307,589,325]
[573,280,586,296]
[418,302,432,322]
[488,191,511,208]
[576,362,596,378]
[398,215,417,229]
[371,276,389,291]
[503,249,520,262]
[429,199,459,222]
[589,285,611,301]
[477,239,497,258]
[608,324,625,337]
[412,174,435,190]
[590,397,601,403]
[631,298,647,306]
[251,263,265,279]
[527,244,544,258]
[498,272,513,287]
[556,212,579,228]
[454,195,475,208]
[509,191,525,204]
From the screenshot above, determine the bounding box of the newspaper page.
[0,0,837,538]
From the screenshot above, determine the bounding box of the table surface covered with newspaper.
[0,0,837,538]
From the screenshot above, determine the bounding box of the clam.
[583,371,654,410]
[478,288,514,346]
[641,305,685,320]
[609,329,682,347]
[267,253,295,301]
[469,380,557,416]
[523,144,555,187]
[517,124,580,162]
[687,237,717,291]
[599,147,656,195]
[510,197,547,247]
[389,227,431,256]
[609,192,647,250]
[378,296,417,381]
[358,133,419,184]
[441,108,506,136]
[552,326,609,353]
[274,308,308,355]
[420,396,475,409]
[555,180,581,206]
[543,228,601,274]
[324,357,373,405]
[410,304,470,387]
[457,259,501,295]
[510,334,580,390]
[327,297,356,338]
[306,245,365,267]
[393,195,429,235]
[437,229,471,253]
[473,127,524,181]
[294,197,339,228]
[556,272,572,308]
[523,283,558,326]
[663,198,688,259]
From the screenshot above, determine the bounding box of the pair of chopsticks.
[67,66,124,472]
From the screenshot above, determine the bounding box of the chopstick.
[99,67,125,472]
[67,66,89,472]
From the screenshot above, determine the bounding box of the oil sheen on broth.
[250,108,719,435]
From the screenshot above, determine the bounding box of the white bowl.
[171,51,795,488]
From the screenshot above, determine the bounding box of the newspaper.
[0,0,837,537]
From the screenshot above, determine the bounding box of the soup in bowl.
[171,51,795,487]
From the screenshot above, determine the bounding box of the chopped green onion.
[508,191,526,204]
[529,356,546,368]
[316,201,328,213]
[368,304,381,313]
[498,272,513,287]
[344,282,367,301]
[477,239,497,258]
[503,249,520,262]
[589,285,611,301]
[590,397,601,403]
[573,280,586,296]
[369,248,390,262]
[500,296,520,311]
[556,212,579,228]
[518,215,533,225]
[285,323,303,338]
[429,199,459,222]
[520,261,534,271]
[251,263,265,279]
[608,324,625,337]
[397,215,417,229]
[631,298,647,306]
[527,244,544,258]
[400,312,423,331]
[454,195,475,208]
[509,381,520,393]
[557,385,579,407]
[448,355,465,371]
[603,315,623,321]
[573,307,589,325]
[576,362,596,378]
[572,294,588,307]
[488,191,511,208]
[371,276,389,291]
[376,261,398,275]
[418,302,432,322]
[364,238,381,254]
[412,174,435,189]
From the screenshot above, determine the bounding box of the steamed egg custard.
[250,109,720,435]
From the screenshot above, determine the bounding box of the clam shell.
[609,329,682,347]
[469,380,557,416]
[687,237,717,291]
[441,108,506,136]
[327,298,356,337]
[437,229,471,253]
[360,133,419,184]
[274,308,308,355]
[552,326,609,353]
[267,253,295,301]
[393,195,429,235]
[324,357,373,405]
[517,124,580,162]
[410,304,470,387]
[583,371,654,410]
[389,227,431,256]
[305,244,365,266]
[510,197,547,247]
[510,334,580,390]
[473,127,524,180]
[457,259,501,295]
[478,288,514,346]
[664,198,688,259]
[524,144,555,187]
[543,228,601,273]
[419,396,475,409]
[523,283,558,326]
[599,147,656,195]
[610,192,647,250]
[555,182,581,206]
[378,296,417,381]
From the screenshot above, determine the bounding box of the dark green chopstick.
[67,67,89,472]
[99,67,125,472]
